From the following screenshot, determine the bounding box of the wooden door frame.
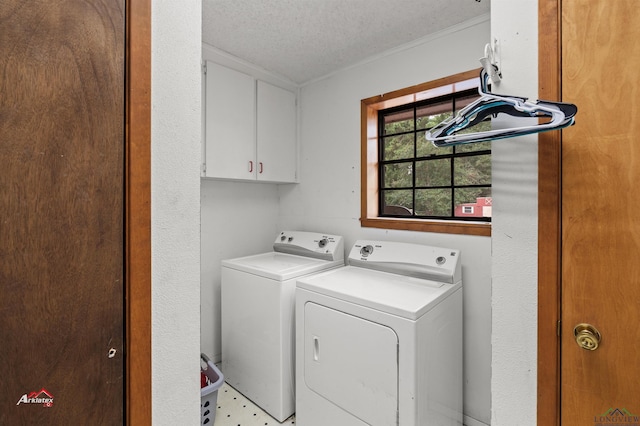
[126,0,152,423]
[538,0,562,424]
[121,2,566,424]
[121,1,568,423]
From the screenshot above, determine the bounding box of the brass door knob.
[573,323,601,351]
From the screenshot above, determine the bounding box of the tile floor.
[212,382,296,426]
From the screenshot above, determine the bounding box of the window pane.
[383,109,414,135]
[382,190,413,216]
[382,162,413,188]
[454,120,492,153]
[415,188,451,216]
[454,154,491,186]
[375,83,490,223]
[417,130,453,157]
[454,188,492,218]
[416,102,453,130]
[416,159,450,187]
[382,134,414,161]
[455,139,491,153]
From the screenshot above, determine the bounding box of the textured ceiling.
[202,0,490,84]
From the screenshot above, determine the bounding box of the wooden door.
[561,1,640,424]
[0,0,125,424]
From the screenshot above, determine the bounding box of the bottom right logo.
[594,408,639,426]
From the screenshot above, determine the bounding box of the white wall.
[490,1,538,425]
[279,16,492,426]
[152,1,202,424]
[200,179,281,360]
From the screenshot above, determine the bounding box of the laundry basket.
[201,353,224,425]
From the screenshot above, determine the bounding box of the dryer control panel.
[348,240,461,284]
[273,231,344,261]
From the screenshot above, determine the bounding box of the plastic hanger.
[425,67,578,147]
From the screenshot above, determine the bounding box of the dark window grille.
[378,88,492,221]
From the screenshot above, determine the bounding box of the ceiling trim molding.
[202,42,299,91]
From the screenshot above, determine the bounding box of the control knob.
[360,245,374,257]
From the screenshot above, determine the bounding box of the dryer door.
[304,302,398,425]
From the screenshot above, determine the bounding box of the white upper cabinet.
[204,61,256,180]
[203,61,297,183]
[256,80,297,183]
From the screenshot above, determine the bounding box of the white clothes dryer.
[221,231,344,422]
[295,240,463,426]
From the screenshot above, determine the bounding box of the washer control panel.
[273,231,345,261]
[348,240,461,284]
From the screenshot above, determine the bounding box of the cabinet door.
[205,61,256,179]
[256,81,297,182]
[303,302,399,426]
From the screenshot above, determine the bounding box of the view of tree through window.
[379,88,492,221]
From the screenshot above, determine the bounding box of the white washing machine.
[221,231,344,422]
[295,240,463,426]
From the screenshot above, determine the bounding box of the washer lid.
[222,252,344,281]
[296,266,460,320]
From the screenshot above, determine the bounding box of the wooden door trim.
[126,0,152,423]
[538,0,561,424]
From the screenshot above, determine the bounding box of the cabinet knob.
[248,161,253,173]
[259,162,263,174]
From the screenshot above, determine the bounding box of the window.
[361,69,491,236]
[379,88,492,221]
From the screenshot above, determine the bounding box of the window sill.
[360,217,491,237]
